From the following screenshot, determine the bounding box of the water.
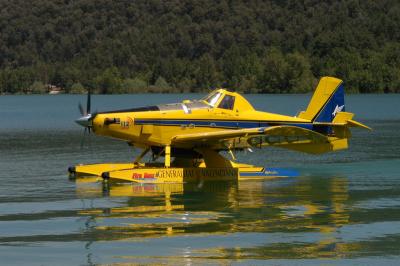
[0,93,399,265]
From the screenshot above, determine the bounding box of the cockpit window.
[218,95,235,110]
[203,92,222,107]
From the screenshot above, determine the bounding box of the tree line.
[0,0,399,94]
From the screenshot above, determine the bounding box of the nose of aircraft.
[75,114,92,128]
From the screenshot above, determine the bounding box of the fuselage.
[90,89,312,150]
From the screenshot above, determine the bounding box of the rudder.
[298,77,345,122]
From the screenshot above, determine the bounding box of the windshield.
[203,92,222,107]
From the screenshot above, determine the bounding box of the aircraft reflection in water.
[74,177,356,260]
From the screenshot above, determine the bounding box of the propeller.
[76,88,95,148]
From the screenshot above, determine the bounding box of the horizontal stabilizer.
[313,111,371,130]
[347,119,372,130]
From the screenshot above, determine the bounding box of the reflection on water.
[66,175,364,263]
[2,168,400,265]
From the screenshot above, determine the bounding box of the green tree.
[257,48,289,93]
[154,76,171,92]
[195,54,218,89]
[121,78,147,93]
[70,82,85,94]
[30,81,46,94]
[285,52,315,93]
[95,67,122,94]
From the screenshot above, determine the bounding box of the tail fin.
[299,76,371,134]
[298,77,345,122]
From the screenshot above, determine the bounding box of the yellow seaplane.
[68,76,370,183]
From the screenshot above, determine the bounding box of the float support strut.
[134,147,150,164]
[165,145,171,168]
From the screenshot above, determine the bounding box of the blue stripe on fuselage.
[134,119,317,131]
[136,119,255,128]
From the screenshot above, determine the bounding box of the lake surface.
[0,93,399,265]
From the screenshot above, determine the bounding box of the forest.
[0,0,399,94]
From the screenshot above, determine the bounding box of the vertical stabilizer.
[298,77,345,122]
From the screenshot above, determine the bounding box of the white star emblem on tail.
[332,104,344,117]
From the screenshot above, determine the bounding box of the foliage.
[94,67,122,94]
[121,78,147,93]
[154,76,170,89]
[0,0,399,94]
[29,81,46,94]
[70,82,85,94]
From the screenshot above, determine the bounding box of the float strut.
[134,147,150,164]
[228,149,236,161]
[165,145,171,168]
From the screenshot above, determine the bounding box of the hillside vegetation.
[0,0,399,94]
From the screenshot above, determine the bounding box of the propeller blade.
[86,88,91,115]
[78,102,85,116]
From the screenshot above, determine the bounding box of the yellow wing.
[171,125,345,154]
[172,127,267,143]
[246,126,340,154]
[247,126,328,146]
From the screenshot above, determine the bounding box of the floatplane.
[68,77,370,183]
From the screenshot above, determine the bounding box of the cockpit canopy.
[201,89,254,112]
[203,91,222,107]
[202,90,235,110]
[100,88,254,115]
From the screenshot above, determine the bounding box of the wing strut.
[228,149,236,161]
